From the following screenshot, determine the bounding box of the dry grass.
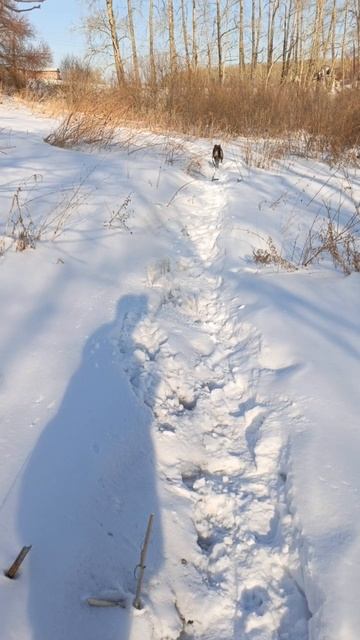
[2,173,90,252]
[8,186,36,251]
[44,110,115,149]
[254,178,360,274]
[253,238,297,270]
[299,199,360,273]
[104,193,133,230]
[243,138,292,169]
[31,74,360,163]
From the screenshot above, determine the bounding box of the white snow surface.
[0,99,359,640]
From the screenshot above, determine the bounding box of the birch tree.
[238,0,245,75]
[353,0,360,73]
[167,0,177,74]
[148,0,156,85]
[127,0,140,83]
[181,0,191,70]
[192,0,198,70]
[307,0,325,81]
[216,0,223,82]
[105,0,125,85]
[267,0,280,77]
[251,0,262,77]
[340,0,349,84]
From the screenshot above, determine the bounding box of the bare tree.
[148,0,156,85]
[167,0,177,74]
[357,0,360,73]
[340,0,349,85]
[281,2,290,80]
[267,0,280,77]
[105,0,125,85]
[127,0,140,83]
[181,0,191,71]
[192,0,198,70]
[83,8,112,65]
[76,0,360,92]
[0,8,51,85]
[322,0,337,68]
[238,0,245,75]
[216,0,223,83]
[307,0,325,81]
[251,0,262,77]
[293,0,304,81]
[201,0,213,77]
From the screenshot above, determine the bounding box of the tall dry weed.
[27,70,360,162]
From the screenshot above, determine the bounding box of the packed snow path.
[118,173,310,639]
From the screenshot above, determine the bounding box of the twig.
[166,180,196,207]
[5,546,32,579]
[87,597,126,608]
[133,514,154,609]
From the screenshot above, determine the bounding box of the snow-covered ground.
[0,99,359,640]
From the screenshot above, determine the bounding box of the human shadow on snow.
[18,294,163,640]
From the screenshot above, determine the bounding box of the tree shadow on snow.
[17,294,162,640]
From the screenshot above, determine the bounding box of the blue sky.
[30,0,87,67]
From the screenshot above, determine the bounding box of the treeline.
[2,1,358,157]
[85,0,360,86]
[54,0,359,155]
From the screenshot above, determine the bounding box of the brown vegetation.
[253,180,360,273]
[58,0,359,160]
[36,69,360,163]
[44,110,115,149]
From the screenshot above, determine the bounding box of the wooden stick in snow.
[5,545,32,579]
[133,514,154,609]
[87,597,126,608]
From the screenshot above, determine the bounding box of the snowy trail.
[117,170,310,639]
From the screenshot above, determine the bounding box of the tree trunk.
[281,4,289,80]
[293,0,301,76]
[355,0,360,77]
[267,0,280,78]
[254,0,262,77]
[181,0,191,71]
[168,0,177,75]
[238,0,245,75]
[322,0,336,68]
[285,1,295,80]
[307,0,325,82]
[251,0,256,77]
[192,0,198,70]
[105,0,125,85]
[207,42,212,77]
[251,0,261,78]
[341,0,349,86]
[127,0,140,84]
[330,5,336,69]
[298,1,305,83]
[149,0,156,86]
[216,0,223,83]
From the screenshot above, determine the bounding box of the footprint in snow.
[240,586,269,616]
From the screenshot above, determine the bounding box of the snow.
[0,98,359,640]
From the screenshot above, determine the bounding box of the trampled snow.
[0,99,359,640]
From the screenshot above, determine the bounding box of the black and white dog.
[212,144,224,168]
